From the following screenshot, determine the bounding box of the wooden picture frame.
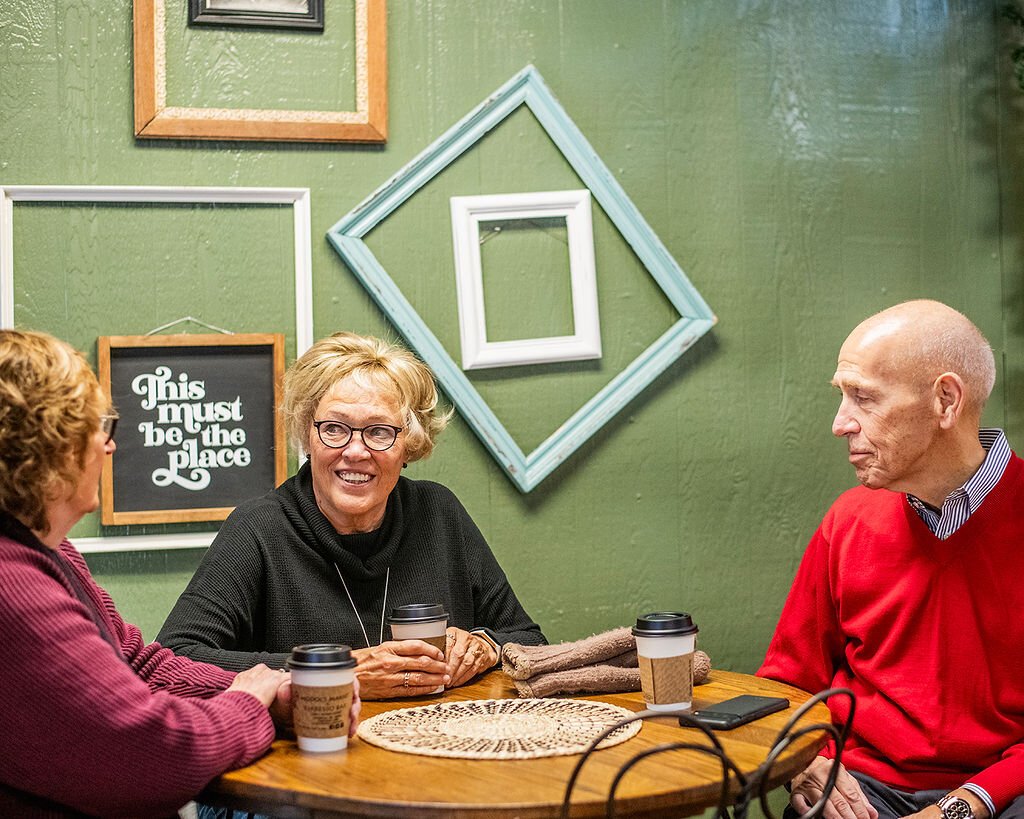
[188,0,325,31]
[133,0,387,142]
[99,333,287,525]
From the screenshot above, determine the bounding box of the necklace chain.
[334,563,390,649]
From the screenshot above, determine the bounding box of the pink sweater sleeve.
[0,540,275,818]
[62,546,240,698]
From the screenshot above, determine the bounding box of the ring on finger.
[403,671,410,687]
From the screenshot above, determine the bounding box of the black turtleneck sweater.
[157,463,546,670]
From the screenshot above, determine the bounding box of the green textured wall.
[2,1,1022,681]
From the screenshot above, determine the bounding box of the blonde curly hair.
[0,330,106,534]
[282,332,452,462]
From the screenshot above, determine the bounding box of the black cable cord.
[560,708,731,819]
[560,688,857,819]
[749,687,856,819]
[752,723,843,819]
[773,687,856,749]
[605,741,736,819]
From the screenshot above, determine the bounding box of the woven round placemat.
[357,698,642,760]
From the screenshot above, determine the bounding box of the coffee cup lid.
[387,603,448,624]
[632,611,698,637]
[287,643,356,669]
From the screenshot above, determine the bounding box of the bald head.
[845,300,995,417]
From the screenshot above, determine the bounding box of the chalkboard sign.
[98,334,286,525]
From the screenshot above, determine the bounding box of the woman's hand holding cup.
[352,640,449,699]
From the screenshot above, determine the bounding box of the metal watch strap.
[937,794,974,819]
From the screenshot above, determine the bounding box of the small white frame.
[449,189,601,370]
[0,184,314,553]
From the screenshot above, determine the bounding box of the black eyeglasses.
[100,413,119,444]
[312,420,403,451]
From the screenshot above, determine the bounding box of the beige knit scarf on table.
[501,626,712,698]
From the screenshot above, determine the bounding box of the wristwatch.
[937,794,974,819]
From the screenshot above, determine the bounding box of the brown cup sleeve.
[638,653,693,705]
[292,682,353,739]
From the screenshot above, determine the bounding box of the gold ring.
[403,671,410,687]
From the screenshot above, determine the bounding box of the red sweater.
[0,529,276,817]
[758,454,1024,810]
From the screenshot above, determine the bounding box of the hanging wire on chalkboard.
[145,316,235,336]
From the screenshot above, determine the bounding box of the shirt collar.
[906,428,1010,533]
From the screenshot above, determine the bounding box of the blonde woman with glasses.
[159,331,545,700]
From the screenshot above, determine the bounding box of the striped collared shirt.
[906,428,1011,541]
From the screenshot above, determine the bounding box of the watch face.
[941,797,973,819]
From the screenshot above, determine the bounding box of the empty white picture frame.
[0,185,314,354]
[450,189,600,370]
[0,184,314,552]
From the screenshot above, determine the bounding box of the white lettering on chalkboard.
[131,366,251,491]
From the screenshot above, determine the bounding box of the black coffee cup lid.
[287,643,356,669]
[387,603,448,624]
[632,611,698,637]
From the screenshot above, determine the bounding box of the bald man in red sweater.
[759,300,1024,819]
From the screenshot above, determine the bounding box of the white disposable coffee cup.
[287,644,357,752]
[632,612,699,711]
[388,603,448,695]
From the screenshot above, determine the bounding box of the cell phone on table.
[686,695,789,730]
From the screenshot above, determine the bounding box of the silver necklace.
[334,563,390,648]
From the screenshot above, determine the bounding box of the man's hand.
[352,640,449,700]
[445,628,498,688]
[790,756,878,819]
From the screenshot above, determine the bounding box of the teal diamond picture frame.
[327,65,716,492]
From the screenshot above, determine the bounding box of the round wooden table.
[201,669,830,818]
